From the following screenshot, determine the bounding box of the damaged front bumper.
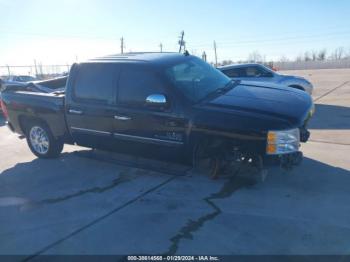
[263,151,303,170]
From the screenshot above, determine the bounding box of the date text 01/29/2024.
[127,255,219,261]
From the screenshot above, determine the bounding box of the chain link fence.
[274,58,350,71]
[0,64,71,80]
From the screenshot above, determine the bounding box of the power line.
[189,31,350,48]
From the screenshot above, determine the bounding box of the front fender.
[278,77,313,94]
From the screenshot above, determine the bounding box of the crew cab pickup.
[1,53,314,176]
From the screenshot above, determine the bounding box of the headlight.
[310,103,315,116]
[266,128,300,155]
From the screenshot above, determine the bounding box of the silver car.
[218,63,313,95]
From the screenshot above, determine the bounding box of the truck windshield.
[165,57,231,103]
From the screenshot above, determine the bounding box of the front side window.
[222,68,243,77]
[74,63,117,104]
[244,66,272,77]
[165,57,230,103]
[118,64,165,108]
[245,66,261,77]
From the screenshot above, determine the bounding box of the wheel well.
[190,134,265,160]
[18,116,48,135]
[288,85,305,91]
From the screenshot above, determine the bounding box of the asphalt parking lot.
[1,68,350,257]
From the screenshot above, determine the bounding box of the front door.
[112,64,187,161]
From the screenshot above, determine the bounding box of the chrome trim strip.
[113,132,184,146]
[69,109,83,115]
[71,127,111,136]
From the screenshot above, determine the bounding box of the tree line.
[219,46,350,66]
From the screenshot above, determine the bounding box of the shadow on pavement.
[75,149,191,176]
[0,149,188,204]
[309,103,350,130]
[1,149,349,200]
[0,151,153,207]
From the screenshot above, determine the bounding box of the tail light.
[0,99,9,119]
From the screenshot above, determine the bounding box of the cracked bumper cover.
[263,151,303,168]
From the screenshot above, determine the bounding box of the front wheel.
[192,141,222,179]
[26,122,63,158]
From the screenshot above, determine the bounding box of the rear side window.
[74,63,118,104]
[118,64,165,108]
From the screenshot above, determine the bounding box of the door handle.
[114,115,131,121]
[69,109,83,115]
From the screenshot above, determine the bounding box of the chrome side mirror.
[145,94,168,108]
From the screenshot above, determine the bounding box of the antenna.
[178,31,185,53]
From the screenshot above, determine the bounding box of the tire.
[192,141,221,179]
[25,121,63,158]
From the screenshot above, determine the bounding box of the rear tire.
[26,121,63,158]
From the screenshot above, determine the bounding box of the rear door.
[112,63,187,160]
[65,63,119,150]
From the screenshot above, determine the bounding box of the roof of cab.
[88,52,191,66]
[218,63,263,70]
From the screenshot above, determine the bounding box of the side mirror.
[145,94,168,109]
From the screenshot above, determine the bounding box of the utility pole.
[159,43,163,52]
[34,60,38,78]
[213,41,218,67]
[120,37,125,54]
[202,51,207,62]
[178,31,185,53]
[6,65,10,76]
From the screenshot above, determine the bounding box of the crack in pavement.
[314,81,350,102]
[165,173,257,255]
[18,171,136,211]
[25,175,177,261]
[41,173,132,204]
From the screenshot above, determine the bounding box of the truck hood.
[277,74,310,84]
[206,81,313,127]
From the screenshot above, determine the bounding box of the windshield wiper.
[197,79,237,104]
[216,79,236,93]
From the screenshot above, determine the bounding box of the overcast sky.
[1,0,350,65]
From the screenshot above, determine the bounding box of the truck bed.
[1,90,68,138]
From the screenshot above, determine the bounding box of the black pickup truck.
[1,53,314,177]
